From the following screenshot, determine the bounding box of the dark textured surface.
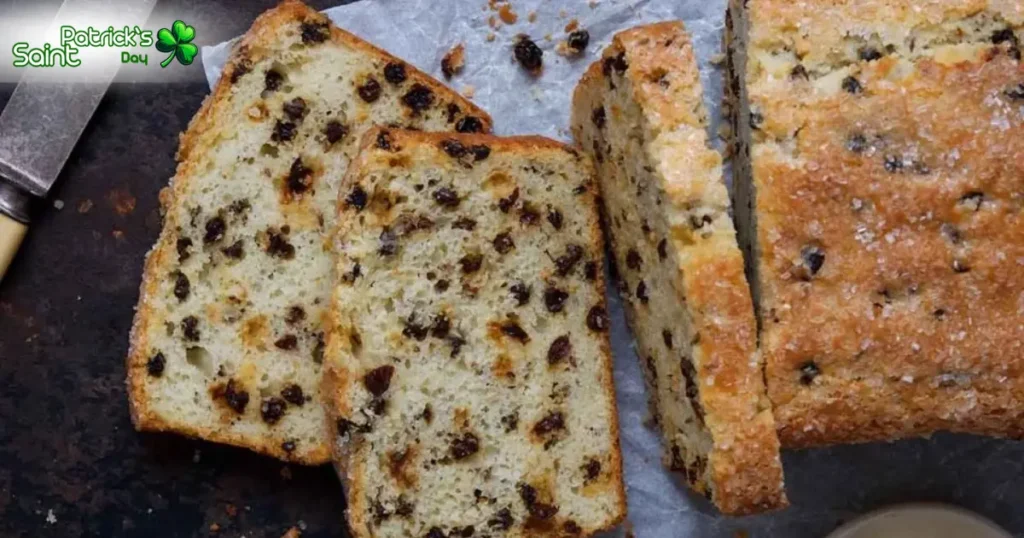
[0,1,351,537]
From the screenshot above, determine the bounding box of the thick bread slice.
[571,22,786,515]
[126,0,491,464]
[323,128,626,537]
[728,0,1024,447]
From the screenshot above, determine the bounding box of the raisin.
[230,60,251,84]
[544,287,569,313]
[336,417,370,437]
[324,120,348,144]
[498,188,519,213]
[573,183,588,195]
[261,397,287,424]
[847,133,868,153]
[403,316,429,341]
[300,20,329,44]
[953,259,971,273]
[435,279,450,292]
[441,139,467,158]
[312,333,325,364]
[275,334,298,350]
[992,28,1018,45]
[401,84,435,113]
[449,432,480,460]
[282,97,307,120]
[272,121,296,142]
[519,203,540,225]
[584,261,598,281]
[420,404,433,423]
[425,528,445,538]
[264,69,284,93]
[662,329,673,349]
[384,62,407,84]
[533,411,564,435]
[378,228,398,256]
[176,237,193,262]
[1006,84,1024,100]
[448,336,466,357]
[345,186,368,210]
[591,106,606,128]
[431,314,451,338]
[222,379,249,413]
[470,145,490,161]
[364,365,395,396]
[514,36,543,71]
[858,47,883,61]
[501,413,519,432]
[799,361,820,385]
[455,116,485,133]
[452,217,477,231]
[567,29,590,52]
[518,483,558,519]
[281,384,305,406]
[488,508,514,530]
[204,216,226,244]
[173,272,190,301]
[222,240,244,259]
[266,229,296,259]
[182,316,200,341]
[657,238,668,260]
[146,352,166,377]
[287,157,313,194]
[547,207,563,229]
[433,187,461,207]
[884,155,904,173]
[555,244,584,276]
[376,130,393,150]
[547,335,571,365]
[459,253,483,273]
[586,305,608,332]
[563,521,582,535]
[281,441,296,453]
[454,526,474,537]
[602,52,628,75]
[582,459,601,481]
[626,248,642,270]
[510,282,531,305]
[500,321,529,343]
[342,263,362,283]
[841,76,862,94]
[493,232,515,254]
[636,281,649,303]
[790,64,809,80]
[358,78,382,102]
[799,245,825,279]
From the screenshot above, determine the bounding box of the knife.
[0,0,158,279]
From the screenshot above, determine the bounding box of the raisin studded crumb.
[514,35,543,72]
[384,62,407,84]
[358,78,382,102]
[146,352,166,377]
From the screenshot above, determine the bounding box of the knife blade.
[0,0,158,279]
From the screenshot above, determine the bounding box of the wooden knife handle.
[0,212,27,280]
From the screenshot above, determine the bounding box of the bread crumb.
[488,16,499,30]
[45,509,57,524]
[710,52,726,65]
[280,528,301,538]
[564,19,579,32]
[558,9,567,18]
[544,33,553,42]
[498,4,518,24]
[108,188,136,216]
[589,0,599,8]
[441,43,465,80]
[527,11,537,23]
[77,199,93,213]
[461,85,476,99]
[53,199,64,210]
[486,33,496,42]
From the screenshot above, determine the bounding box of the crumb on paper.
[486,32,496,42]
[281,527,301,538]
[558,9,567,18]
[108,188,137,216]
[565,19,579,32]
[45,509,57,524]
[544,33,553,42]
[710,52,726,65]
[53,199,64,210]
[78,199,93,213]
[488,16,499,30]
[498,3,518,24]
[441,43,465,80]
[557,29,589,57]
[461,85,476,99]
[527,11,537,23]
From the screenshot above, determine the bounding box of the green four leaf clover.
[156,20,198,68]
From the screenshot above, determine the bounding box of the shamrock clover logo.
[156,20,198,68]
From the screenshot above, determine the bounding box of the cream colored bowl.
[826,504,1012,538]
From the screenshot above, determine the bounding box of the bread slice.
[571,22,786,514]
[126,0,491,464]
[727,0,1024,447]
[322,128,626,537]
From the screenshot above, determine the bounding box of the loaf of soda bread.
[572,22,787,515]
[322,128,626,536]
[126,0,491,464]
[727,0,1024,447]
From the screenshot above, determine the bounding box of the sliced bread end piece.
[324,128,626,537]
[571,21,786,515]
